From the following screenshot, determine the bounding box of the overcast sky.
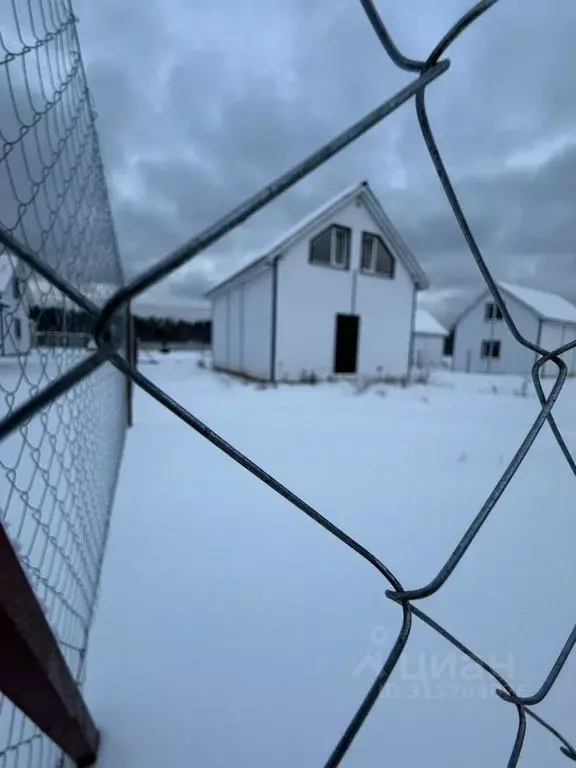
[72,0,576,323]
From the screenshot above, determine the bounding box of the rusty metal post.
[0,523,99,765]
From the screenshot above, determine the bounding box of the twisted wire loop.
[0,0,574,766]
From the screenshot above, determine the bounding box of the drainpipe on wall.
[239,283,245,375]
[535,318,543,377]
[406,287,418,382]
[350,269,358,316]
[269,258,279,383]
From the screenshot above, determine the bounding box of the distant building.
[452,282,576,377]
[205,181,429,382]
[412,309,448,369]
[0,252,31,356]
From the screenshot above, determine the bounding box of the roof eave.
[205,182,368,298]
[360,188,429,289]
[452,283,576,329]
[205,180,430,295]
[415,274,430,291]
[204,253,281,299]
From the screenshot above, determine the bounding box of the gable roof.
[454,281,576,328]
[205,181,429,296]
[414,308,448,336]
[498,282,576,325]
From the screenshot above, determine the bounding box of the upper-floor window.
[309,225,351,270]
[484,302,503,321]
[12,277,20,301]
[360,232,395,278]
[14,317,21,340]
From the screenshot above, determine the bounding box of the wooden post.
[0,523,99,765]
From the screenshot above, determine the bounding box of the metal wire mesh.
[1,0,576,765]
[0,0,126,764]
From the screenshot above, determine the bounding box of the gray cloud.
[8,0,576,318]
[399,139,576,300]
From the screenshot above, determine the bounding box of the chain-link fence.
[0,0,126,764]
[1,0,576,766]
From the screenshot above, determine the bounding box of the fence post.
[0,523,99,765]
[126,302,134,428]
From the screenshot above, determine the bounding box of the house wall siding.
[540,321,576,378]
[210,268,273,379]
[452,291,539,374]
[274,198,414,381]
[211,293,229,370]
[412,333,445,368]
[241,269,273,380]
[227,287,242,372]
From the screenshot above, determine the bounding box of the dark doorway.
[333,314,360,374]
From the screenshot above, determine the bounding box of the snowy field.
[84,352,576,767]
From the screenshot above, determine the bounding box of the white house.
[205,181,429,382]
[412,308,448,369]
[0,251,31,356]
[452,282,576,377]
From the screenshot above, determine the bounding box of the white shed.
[452,282,576,377]
[0,251,31,356]
[412,309,448,369]
[205,181,429,382]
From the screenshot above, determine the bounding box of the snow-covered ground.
[84,352,576,767]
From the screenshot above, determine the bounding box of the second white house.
[452,282,576,377]
[412,308,448,369]
[205,181,429,382]
[0,250,31,356]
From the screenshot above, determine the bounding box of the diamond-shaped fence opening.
[1,0,576,766]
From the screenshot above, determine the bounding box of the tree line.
[133,315,211,344]
[29,306,211,345]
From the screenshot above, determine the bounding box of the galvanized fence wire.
[0,0,126,764]
[0,0,575,765]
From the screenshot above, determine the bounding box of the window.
[484,302,503,321]
[14,317,21,340]
[309,228,331,266]
[309,225,351,270]
[360,232,395,278]
[12,277,20,301]
[480,339,500,359]
[333,227,349,268]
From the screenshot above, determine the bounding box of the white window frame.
[332,227,349,268]
[480,339,500,359]
[484,302,503,321]
[309,225,351,270]
[360,232,394,278]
